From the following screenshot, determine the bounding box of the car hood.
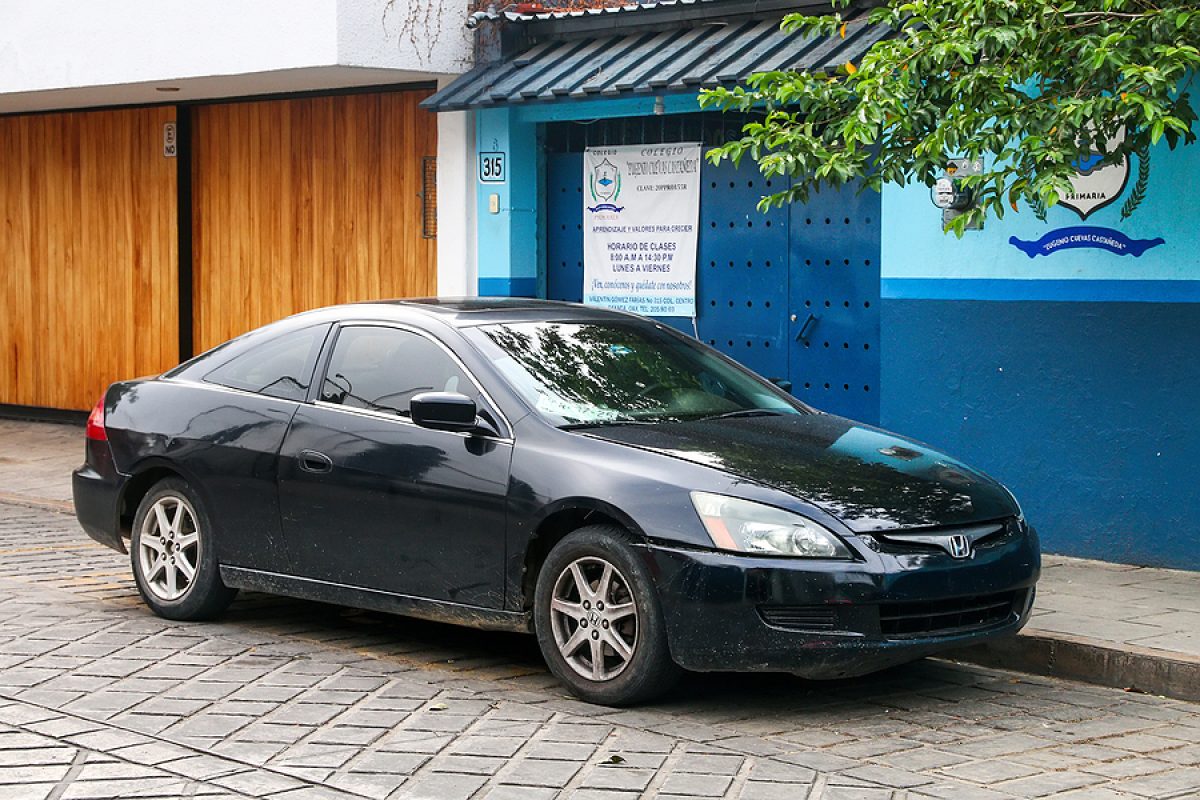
[579,412,1017,532]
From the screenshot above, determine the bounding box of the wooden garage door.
[192,90,437,353]
[0,107,179,411]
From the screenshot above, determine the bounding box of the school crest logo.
[587,158,623,213]
[1011,126,1163,258]
[1060,128,1130,220]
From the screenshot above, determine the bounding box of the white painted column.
[436,88,477,296]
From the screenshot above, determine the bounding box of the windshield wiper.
[558,419,658,430]
[695,409,785,422]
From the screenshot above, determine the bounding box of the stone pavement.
[2,418,1198,700]
[1,500,1200,800]
[0,419,76,507]
[1032,559,1200,659]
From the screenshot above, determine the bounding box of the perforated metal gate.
[546,153,585,304]
[544,117,880,423]
[696,163,790,383]
[787,186,881,423]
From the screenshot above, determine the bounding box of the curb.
[948,628,1200,704]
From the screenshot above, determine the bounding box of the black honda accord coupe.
[74,298,1038,705]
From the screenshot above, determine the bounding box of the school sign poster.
[582,143,701,317]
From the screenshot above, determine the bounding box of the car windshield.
[466,320,806,426]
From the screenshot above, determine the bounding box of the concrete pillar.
[435,96,477,297]
[475,106,539,296]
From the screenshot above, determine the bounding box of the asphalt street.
[1,500,1198,800]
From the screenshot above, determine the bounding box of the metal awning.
[422,9,888,112]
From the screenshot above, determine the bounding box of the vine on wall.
[382,0,449,64]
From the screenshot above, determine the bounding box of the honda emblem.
[947,534,971,559]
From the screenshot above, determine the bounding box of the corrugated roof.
[424,9,885,111]
[501,0,718,23]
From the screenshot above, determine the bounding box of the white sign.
[583,143,701,317]
[479,151,505,183]
[163,122,177,158]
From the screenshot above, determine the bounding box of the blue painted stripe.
[478,276,538,297]
[881,278,1200,303]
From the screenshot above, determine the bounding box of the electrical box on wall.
[932,158,983,230]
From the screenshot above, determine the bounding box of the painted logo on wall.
[587,158,623,213]
[1010,227,1164,258]
[1059,129,1129,219]
[1010,127,1163,258]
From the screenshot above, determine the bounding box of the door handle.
[796,313,819,342]
[298,449,333,474]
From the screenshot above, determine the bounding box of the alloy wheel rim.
[549,556,638,682]
[138,495,200,602]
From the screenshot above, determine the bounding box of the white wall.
[339,0,473,76]
[0,0,473,112]
[436,77,477,296]
[0,1,338,93]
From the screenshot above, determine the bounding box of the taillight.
[86,396,107,441]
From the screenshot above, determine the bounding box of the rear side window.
[204,326,326,401]
[319,326,473,416]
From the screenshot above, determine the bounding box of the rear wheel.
[130,478,237,620]
[534,525,679,705]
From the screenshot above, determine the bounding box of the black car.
[74,298,1039,705]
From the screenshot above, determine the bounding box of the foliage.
[698,0,1200,233]
[1121,146,1152,217]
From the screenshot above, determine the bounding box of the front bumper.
[645,523,1040,678]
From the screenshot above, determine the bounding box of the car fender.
[118,454,213,524]
[530,496,652,544]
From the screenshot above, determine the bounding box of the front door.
[276,324,512,608]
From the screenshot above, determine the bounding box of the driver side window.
[320,326,472,417]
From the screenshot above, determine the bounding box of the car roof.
[167,298,651,382]
[287,297,646,329]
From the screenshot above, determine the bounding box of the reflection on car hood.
[580,413,1017,532]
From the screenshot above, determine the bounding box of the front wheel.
[534,525,680,705]
[130,477,237,620]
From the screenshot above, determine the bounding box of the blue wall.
[881,299,1200,569]
[880,125,1200,569]
[476,107,540,297]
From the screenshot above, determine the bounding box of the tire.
[130,477,237,621]
[534,525,680,705]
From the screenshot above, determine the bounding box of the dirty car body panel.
[73,298,1039,680]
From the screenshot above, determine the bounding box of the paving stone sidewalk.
[1,500,1200,799]
[0,419,76,507]
[2,417,1198,700]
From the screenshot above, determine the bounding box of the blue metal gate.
[546,153,585,304]
[788,186,881,423]
[544,144,880,423]
[695,161,791,383]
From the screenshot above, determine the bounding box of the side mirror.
[410,392,478,433]
[769,378,793,393]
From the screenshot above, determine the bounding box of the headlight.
[690,491,853,558]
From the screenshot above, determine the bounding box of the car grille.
[869,519,1017,556]
[879,591,1018,637]
[757,605,838,632]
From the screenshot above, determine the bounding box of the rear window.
[203,326,327,401]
